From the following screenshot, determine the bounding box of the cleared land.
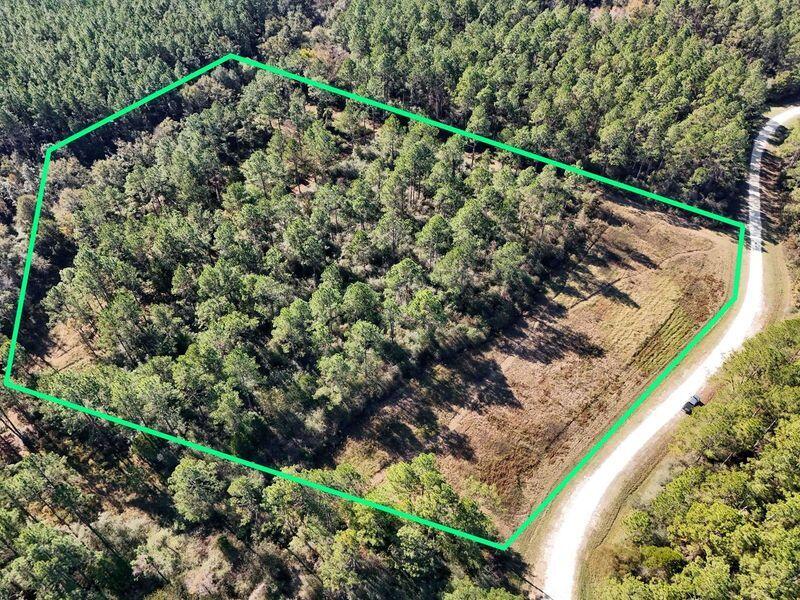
[333,197,736,536]
[11,56,740,547]
[30,168,736,542]
[578,120,798,600]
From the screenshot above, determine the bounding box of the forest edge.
[2,53,747,551]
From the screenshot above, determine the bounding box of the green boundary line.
[3,54,747,551]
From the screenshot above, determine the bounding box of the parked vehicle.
[682,395,703,415]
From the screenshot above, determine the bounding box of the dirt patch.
[41,322,94,373]
[334,198,735,536]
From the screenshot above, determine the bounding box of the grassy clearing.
[334,197,736,536]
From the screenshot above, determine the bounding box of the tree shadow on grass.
[319,293,607,470]
[545,210,644,310]
[493,307,605,364]
[323,355,522,467]
[548,256,641,309]
[759,139,790,247]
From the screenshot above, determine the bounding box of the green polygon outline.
[3,54,747,550]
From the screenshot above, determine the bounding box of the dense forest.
[33,58,591,458]
[1,77,534,595]
[0,0,318,152]
[0,0,798,598]
[598,318,800,599]
[334,0,771,211]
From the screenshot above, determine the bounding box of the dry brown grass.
[335,197,736,536]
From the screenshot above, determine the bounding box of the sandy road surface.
[537,105,800,600]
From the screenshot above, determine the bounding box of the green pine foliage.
[599,319,800,599]
[0,0,798,597]
[36,67,593,468]
[0,0,321,153]
[333,0,800,210]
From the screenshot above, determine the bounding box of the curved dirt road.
[537,105,800,600]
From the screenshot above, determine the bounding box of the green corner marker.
[3,54,747,551]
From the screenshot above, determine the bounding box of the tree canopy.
[0,0,798,597]
[600,319,800,599]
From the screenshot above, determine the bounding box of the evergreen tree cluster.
[0,0,321,153]
[35,62,593,473]
[600,319,800,599]
[0,0,798,597]
[333,0,800,210]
